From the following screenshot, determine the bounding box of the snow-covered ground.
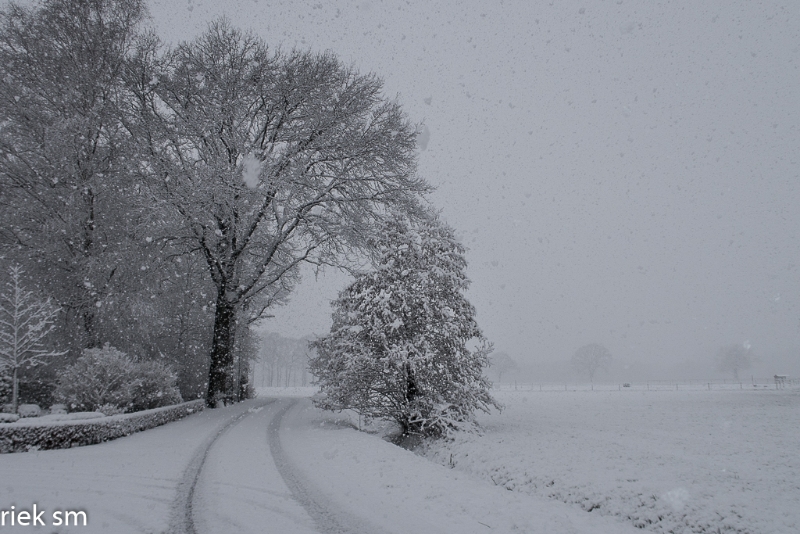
[4,388,794,533]
[0,393,643,533]
[420,388,800,534]
[280,398,641,533]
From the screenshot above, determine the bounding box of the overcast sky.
[146,0,800,376]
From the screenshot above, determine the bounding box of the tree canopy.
[310,218,498,436]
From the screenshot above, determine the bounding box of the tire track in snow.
[169,399,273,534]
[268,398,389,534]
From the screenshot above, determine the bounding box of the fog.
[149,0,800,381]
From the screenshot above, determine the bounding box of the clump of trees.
[1,0,432,407]
[255,333,313,388]
[571,343,612,382]
[309,218,499,437]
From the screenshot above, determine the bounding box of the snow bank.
[0,399,204,453]
[419,389,800,534]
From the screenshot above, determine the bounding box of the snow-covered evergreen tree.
[310,218,499,436]
[0,265,65,412]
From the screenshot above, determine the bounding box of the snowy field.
[421,388,800,534]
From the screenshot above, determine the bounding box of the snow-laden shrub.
[54,345,134,411]
[0,413,19,423]
[17,404,41,418]
[54,344,182,412]
[128,360,182,412]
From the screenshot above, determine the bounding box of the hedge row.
[0,399,205,453]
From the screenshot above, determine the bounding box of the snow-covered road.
[184,398,318,534]
[1,395,641,533]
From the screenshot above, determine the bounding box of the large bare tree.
[0,0,148,350]
[128,22,431,406]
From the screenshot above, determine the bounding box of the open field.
[421,388,800,534]
[492,378,799,392]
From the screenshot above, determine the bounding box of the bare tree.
[0,0,148,350]
[127,22,430,406]
[0,266,66,412]
[571,343,612,382]
[716,343,752,381]
[490,352,519,384]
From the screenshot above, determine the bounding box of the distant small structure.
[774,375,788,389]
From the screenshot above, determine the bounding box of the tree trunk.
[82,306,101,349]
[206,294,236,407]
[11,367,19,413]
[406,363,418,402]
[80,188,101,349]
[403,362,419,435]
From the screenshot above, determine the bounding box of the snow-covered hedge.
[0,399,204,453]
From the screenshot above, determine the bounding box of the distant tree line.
[254,332,312,388]
[0,0,431,407]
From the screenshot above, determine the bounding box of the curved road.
[171,398,385,534]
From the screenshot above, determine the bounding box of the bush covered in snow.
[0,413,18,423]
[0,399,204,453]
[49,404,67,414]
[17,404,41,417]
[127,359,184,411]
[54,344,182,413]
